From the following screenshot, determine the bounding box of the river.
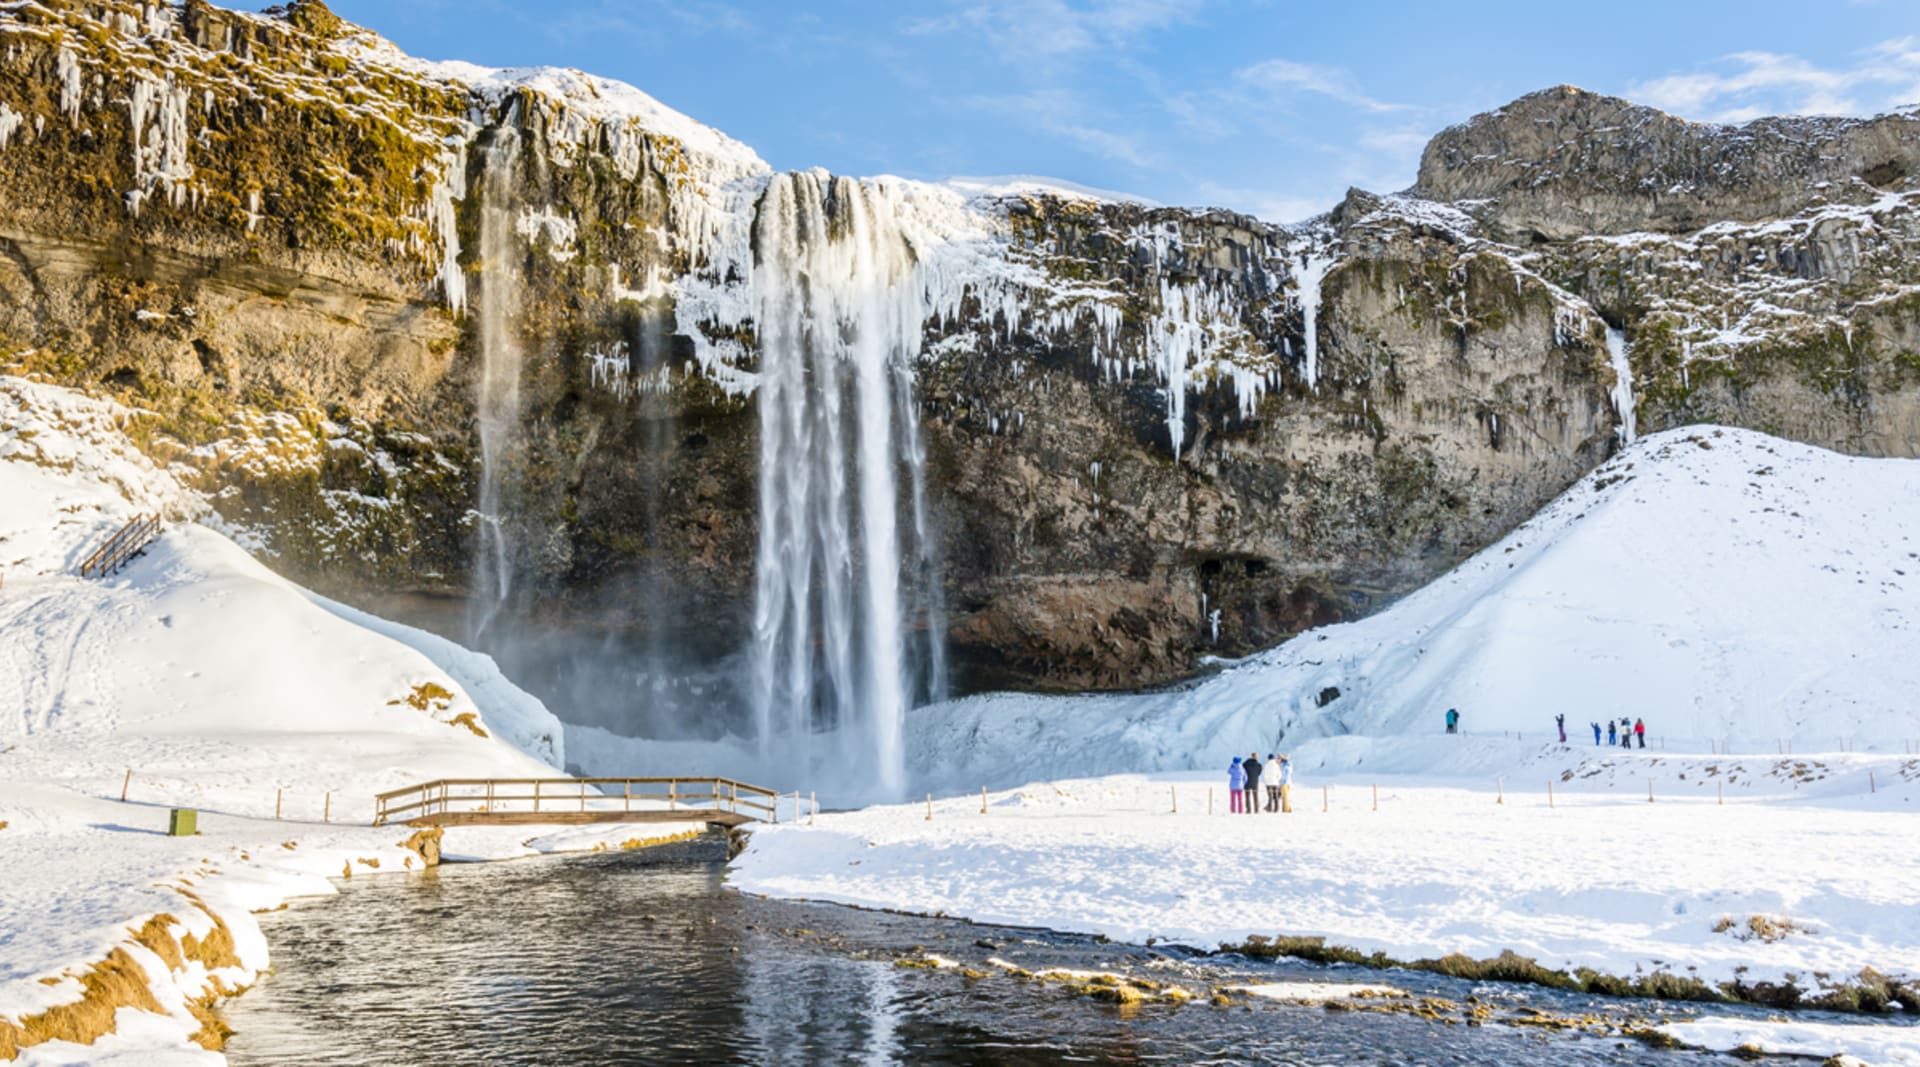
[224,833,1786,1065]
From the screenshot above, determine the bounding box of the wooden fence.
[78,513,162,579]
[373,776,781,828]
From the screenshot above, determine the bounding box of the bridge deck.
[407,808,754,828]
[374,776,784,829]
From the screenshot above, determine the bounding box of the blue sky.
[321,1,1920,222]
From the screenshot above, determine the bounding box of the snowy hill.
[909,425,1920,792]
[0,376,566,816]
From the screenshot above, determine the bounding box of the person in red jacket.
[1635,718,1647,749]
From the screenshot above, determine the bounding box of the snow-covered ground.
[0,377,699,1062]
[733,765,1920,1060]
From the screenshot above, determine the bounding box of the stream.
[223,833,1808,1065]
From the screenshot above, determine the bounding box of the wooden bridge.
[373,776,782,829]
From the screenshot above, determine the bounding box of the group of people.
[1596,717,1648,748]
[1227,752,1293,814]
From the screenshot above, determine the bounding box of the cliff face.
[0,4,1914,719]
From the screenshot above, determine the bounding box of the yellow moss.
[388,681,455,712]
[448,711,489,738]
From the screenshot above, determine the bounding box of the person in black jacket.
[1240,751,1262,816]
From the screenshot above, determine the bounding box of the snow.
[0,376,629,1060]
[902,425,1920,794]
[942,174,1160,207]
[730,423,1920,1047]
[1228,982,1403,1002]
[1660,1016,1920,1064]
[733,767,1920,1025]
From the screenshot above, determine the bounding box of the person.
[1241,751,1263,816]
[1620,718,1633,748]
[1277,753,1294,813]
[1556,713,1567,744]
[1264,753,1283,812]
[1635,717,1647,749]
[1228,757,1245,813]
[1607,720,1617,746]
[1445,708,1459,735]
[1591,721,1602,745]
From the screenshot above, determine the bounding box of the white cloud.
[1235,58,1405,113]
[907,0,1199,60]
[963,90,1157,168]
[1627,38,1920,122]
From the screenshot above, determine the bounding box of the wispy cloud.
[1628,38,1920,121]
[906,0,1200,61]
[1162,56,1411,142]
[1235,59,1406,113]
[963,89,1158,168]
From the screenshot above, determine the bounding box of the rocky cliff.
[0,4,1914,730]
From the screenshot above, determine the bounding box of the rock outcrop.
[0,3,1915,723]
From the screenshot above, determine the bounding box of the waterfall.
[1605,326,1638,444]
[747,171,946,799]
[467,125,524,646]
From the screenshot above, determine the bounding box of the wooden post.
[1496,777,1504,805]
[623,781,630,813]
[580,781,587,813]
[1870,770,1876,794]
[1646,778,1654,804]
[669,780,676,811]
[488,781,496,814]
[1547,780,1554,809]
[276,788,282,820]
[982,785,989,814]
[925,793,932,821]
[1208,787,1213,815]
[1322,785,1328,813]
[1171,786,1177,814]
[534,780,542,816]
[1718,780,1723,806]
[809,791,816,825]
[121,769,132,802]
[1372,783,1378,812]
[324,791,331,822]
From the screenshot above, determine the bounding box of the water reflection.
[224,835,1778,1066]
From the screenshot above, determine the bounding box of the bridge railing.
[78,513,162,579]
[372,776,781,826]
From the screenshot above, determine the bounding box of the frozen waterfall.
[1605,326,1638,444]
[747,171,947,799]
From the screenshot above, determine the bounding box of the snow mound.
[0,375,566,807]
[909,425,1920,791]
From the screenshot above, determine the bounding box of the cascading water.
[747,171,947,799]
[467,125,525,646]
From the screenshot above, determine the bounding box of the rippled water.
[225,834,1775,1065]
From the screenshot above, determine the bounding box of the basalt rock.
[0,1,1915,716]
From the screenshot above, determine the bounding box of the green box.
[167,808,197,836]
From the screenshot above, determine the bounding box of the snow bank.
[1661,1016,1920,1064]
[732,767,1920,1009]
[907,425,1920,794]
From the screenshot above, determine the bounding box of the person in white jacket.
[1263,753,1283,812]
